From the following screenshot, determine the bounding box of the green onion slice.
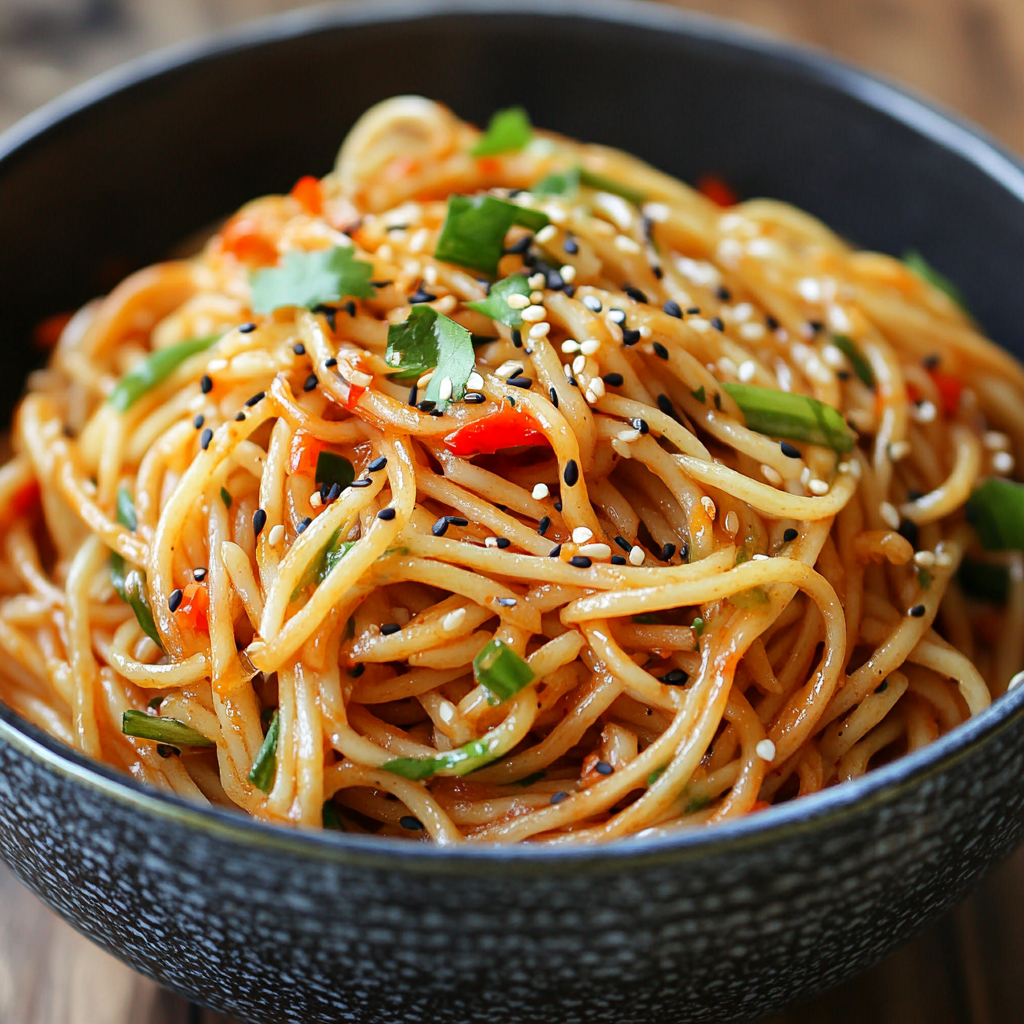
[903,249,970,313]
[248,709,280,793]
[434,195,549,277]
[967,478,1024,551]
[315,451,354,488]
[466,274,532,329]
[220,486,232,509]
[721,383,855,453]
[534,166,580,199]
[471,107,532,157]
[473,638,535,703]
[109,488,163,649]
[108,335,219,413]
[831,334,874,388]
[122,709,214,748]
[578,168,645,205]
[291,530,357,601]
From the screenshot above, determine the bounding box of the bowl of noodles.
[3,1,1024,1021]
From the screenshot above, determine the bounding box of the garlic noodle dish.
[2,96,1022,844]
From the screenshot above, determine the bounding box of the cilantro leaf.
[385,306,474,411]
[534,166,580,199]
[434,195,549,277]
[471,107,533,157]
[467,274,531,328]
[250,246,375,314]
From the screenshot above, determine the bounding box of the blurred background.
[1,1,1024,1023]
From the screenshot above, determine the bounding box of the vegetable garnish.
[832,334,874,388]
[926,367,964,417]
[220,486,232,509]
[109,488,163,649]
[959,557,1009,603]
[434,195,549,276]
[250,245,375,314]
[122,710,214,748]
[466,274,532,328]
[473,638,536,703]
[721,383,855,453]
[290,530,356,601]
[248,709,280,793]
[578,168,645,205]
[697,174,738,207]
[385,306,474,411]
[903,250,969,312]
[533,165,644,205]
[966,478,1024,551]
[471,106,533,157]
[108,335,219,412]
[315,451,355,488]
[443,407,548,456]
[322,800,346,830]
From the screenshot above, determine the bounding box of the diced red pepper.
[11,480,40,518]
[33,312,72,350]
[927,369,963,417]
[220,214,278,266]
[476,157,502,176]
[443,408,549,456]
[289,431,326,476]
[333,376,366,411]
[176,582,209,633]
[697,174,738,207]
[290,175,323,216]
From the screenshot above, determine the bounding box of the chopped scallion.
[108,335,219,412]
[721,383,855,453]
[122,709,214,748]
[832,334,874,388]
[473,638,535,703]
[109,488,162,649]
[248,710,280,793]
[578,168,645,205]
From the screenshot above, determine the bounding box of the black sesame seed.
[614,536,631,553]
[507,377,532,390]
[595,760,614,775]
[252,508,267,538]
[511,329,523,348]
[661,543,676,561]
[464,392,486,404]
[200,428,213,450]
[350,478,373,488]
[399,815,424,830]
[406,384,418,406]
[432,518,449,537]
[909,604,926,618]
[632,418,650,434]
[343,300,356,318]
[837,370,851,381]
[495,537,511,549]
[783,528,799,543]
[496,597,517,607]
[549,544,562,558]
[551,791,569,804]
[563,460,579,486]
[537,516,551,536]
[922,353,941,370]
[569,555,592,568]
[370,280,393,288]
[193,568,207,582]
[168,589,184,613]
[679,543,689,562]
[621,327,641,346]
[714,392,722,411]
[898,519,919,547]
[239,322,256,334]
[200,375,213,394]
[652,341,669,360]
[716,285,731,302]
[660,668,688,685]
[381,623,401,636]
[609,308,626,324]
[603,373,624,387]
[546,268,565,290]
[193,414,204,429]
[710,317,725,332]
[156,743,179,758]
[409,289,436,304]
[417,400,436,412]
[766,315,780,331]
[368,457,387,473]
[652,266,664,280]
[611,554,627,565]
[291,342,306,356]
[348,663,365,678]
[875,680,889,693]
[327,483,342,502]
[686,306,701,315]
[235,412,245,421]
[656,394,674,417]
[583,295,602,313]
[296,517,311,534]
[505,234,532,256]
[663,299,683,318]
[625,286,648,304]
[245,391,266,407]
[780,441,801,459]
[304,374,318,392]
[554,500,563,512]
[324,357,337,368]
[377,508,396,521]
[807,320,824,334]
[548,386,559,408]
[907,489,924,502]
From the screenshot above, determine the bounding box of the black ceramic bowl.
[3,2,1024,1022]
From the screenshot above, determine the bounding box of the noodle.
[1,96,1021,842]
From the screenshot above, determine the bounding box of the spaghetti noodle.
[2,96,1023,843]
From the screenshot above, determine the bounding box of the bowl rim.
[3,0,1024,873]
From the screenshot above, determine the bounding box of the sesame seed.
[563,460,579,486]
[296,517,312,534]
[710,317,725,332]
[506,293,530,310]
[761,465,783,486]
[569,555,592,568]
[628,546,644,565]
[245,391,266,408]
[168,589,183,613]
[417,400,436,412]
[780,441,801,459]
[755,739,776,761]
[399,815,424,830]
[200,428,213,450]
[994,451,1015,474]
[437,377,453,402]
[580,339,601,356]
[548,386,559,408]
[253,508,267,538]
[549,544,562,558]
[663,300,683,318]
[304,374,318,392]
[235,412,245,422]
[193,414,204,429]
[200,375,213,394]
[381,623,400,636]
[661,542,677,560]
[564,236,579,255]
[616,428,641,442]
[984,431,1010,450]
[495,537,511,549]
[505,234,532,255]
[914,551,936,568]
[737,360,756,382]
[579,543,611,559]
[936,550,954,568]
[615,235,641,254]
[560,264,577,284]
[377,508,396,521]
[239,322,256,334]
[292,342,305,355]
[880,501,901,530]
[572,526,594,544]
[808,479,829,495]
[652,341,669,360]
[723,512,739,535]
[466,372,484,390]
[464,392,485,404]
[888,440,912,461]
[909,604,926,618]
[443,609,467,631]
[511,329,523,348]
[532,483,550,500]
[582,295,602,313]
[656,394,674,418]
[522,305,547,322]
[268,524,285,546]
[621,327,641,346]
[912,400,937,423]
[594,760,613,775]
[611,554,627,565]
[192,568,207,582]
[528,272,547,290]
[783,528,799,542]
[529,323,550,339]
[551,791,569,804]
[561,340,581,354]
[508,377,533,390]
[608,308,626,325]
[537,516,551,535]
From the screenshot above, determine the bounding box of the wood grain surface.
[1,1,1024,1022]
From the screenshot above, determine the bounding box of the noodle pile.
[2,96,1023,844]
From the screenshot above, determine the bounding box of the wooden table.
[2,1,1024,1021]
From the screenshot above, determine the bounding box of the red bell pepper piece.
[176,582,209,633]
[290,176,323,216]
[443,408,548,456]
[927,369,963,417]
[697,174,738,207]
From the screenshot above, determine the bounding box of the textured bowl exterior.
[3,3,1024,1022]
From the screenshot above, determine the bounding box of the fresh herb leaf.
[534,166,580,199]
[220,486,232,509]
[467,274,532,329]
[691,385,706,404]
[434,195,549,277]
[473,638,535,703]
[471,107,532,157]
[579,168,645,205]
[315,451,354,488]
[967,478,1024,551]
[832,334,874,388]
[109,335,219,413]
[250,246,375,314]
[385,305,474,410]
[248,709,280,793]
[917,567,933,591]
[958,557,1009,603]
[122,710,214,748]
[722,383,855,453]
[903,250,969,313]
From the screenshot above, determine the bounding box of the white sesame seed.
[417,370,435,387]
[582,295,602,313]
[984,431,1010,450]
[530,290,544,304]
[422,265,437,285]
[563,364,573,379]
[348,370,373,387]
[628,545,645,565]
[268,524,285,546]
[642,201,670,222]
[912,400,938,423]
[638,325,652,339]
[701,496,717,520]
[467,371,484,390]
[506,293,530,309]
[880,501,901,530]
[532,483,550,500]
[580,339,601,356]
[800,466,811,486]
[377,244,393,260]
[561,340,580,355]
[588,377,606,400]
[616,428,641,442]
[585,389,598,404]
[752,553,770,561]
[914,551,936,568]
[761,465,783,486]
[737,360,756,382]
[808,479,829,496]
[485,537,499,548]
[935,550,954,568]
[521,304,547,322]
[732,302,754,323]
[535,224,557,244]
[821,344,845,369]
[528,272,546,290]
[838,462,851,474]
[309,492,322,509]
[724,511,739,535]
[994,451,1015,474]
[438,377,453,401]
[688,318,711,333]
[442,608,467,632]
[408,227,430,253]
[718,357,737,376]
[560,264,577,283]
[578,543,612,559]
[572,527,594,544]
[572,355,586,375]
[739,322,766,341]
[437,700,455,724]
[755,739,776,761]
[887,440,912,461]
[615,235,642,254]
[207,358,229,372]
[797,278,822,303]
[849,459,863,479]
[529,322,551,339]
[496,361,523,379]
